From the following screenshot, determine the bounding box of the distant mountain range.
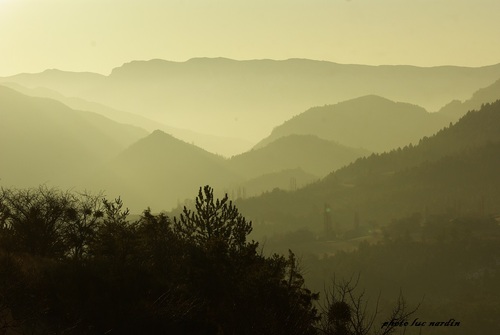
[1,82,252,157]
[2,58,500,143]
[256,76,500,153]
[2,66,500,213]
[0,85,371,211]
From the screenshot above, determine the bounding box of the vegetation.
[252,207,500,335]
[0,185,426,335]
[0,186,322,334]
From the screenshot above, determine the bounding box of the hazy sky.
[1,0,500,76]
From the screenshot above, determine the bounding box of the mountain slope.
[90,132,367,211]
[437,78,500,119]
[237,100,500,233]
[236,168,318,198]
[255,95,448,152]
[333,99,500,182]
[229,134,369,178]
[0,85,147,187]
[90,130,243,212]
[1,83,253,157]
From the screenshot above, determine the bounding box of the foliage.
[0,186,74,257]
[173,185,254,254]
[2,185,435,334]
[0,185,320,334]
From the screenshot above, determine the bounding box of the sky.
[1,0,500,76]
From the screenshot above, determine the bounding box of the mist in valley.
[1,1,500,334]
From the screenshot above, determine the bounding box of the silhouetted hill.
[2,58,500,141]
[90,130,243,212]
[0,85,147,187]
[238,100,500,234]
[229,134,369,178]
[255,95,448,152]
[89,132,365,211]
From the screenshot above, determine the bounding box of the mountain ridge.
[3,57,500,141]
[255,95,447,152]
[1,82,253,157]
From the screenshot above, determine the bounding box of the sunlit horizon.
[1,0,500,76]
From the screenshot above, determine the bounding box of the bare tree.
[318,274,420,335]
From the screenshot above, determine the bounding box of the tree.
[172,186,320,335]
[173,185,255,254]
[92,196,135,260]
[0,186,71,257]
[319,274,419,335]
[62,191,104,260]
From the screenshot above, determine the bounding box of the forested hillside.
[239,100,500,236]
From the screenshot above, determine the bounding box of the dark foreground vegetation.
[0,185,416,335]
[3,184,499,334]
[261,211,500,335]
